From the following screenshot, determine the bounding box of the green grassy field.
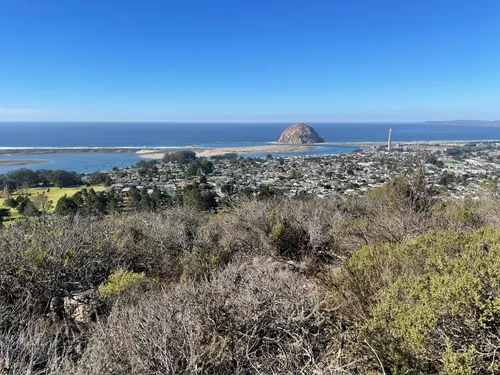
[0,186,106,220]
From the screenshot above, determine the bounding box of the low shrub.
[71,258,339,375]
[335,228,500,374]
[98,269,146,300]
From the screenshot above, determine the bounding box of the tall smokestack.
[388,128,393,151]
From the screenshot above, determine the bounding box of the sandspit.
[139,145,316,159]
[0,159,49,167]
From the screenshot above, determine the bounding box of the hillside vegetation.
[1,172,499,374]
[0,186,105,219]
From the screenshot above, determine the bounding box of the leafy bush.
[335,228,500,374]
[98,269,146,300]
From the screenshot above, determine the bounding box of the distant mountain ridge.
[423,120,500,126]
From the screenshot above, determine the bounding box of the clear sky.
[1,0,499,122]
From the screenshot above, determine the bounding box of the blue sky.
[1,0,499,122]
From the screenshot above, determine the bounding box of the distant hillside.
[423,120,500,126]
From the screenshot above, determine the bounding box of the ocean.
[1,122,499,173]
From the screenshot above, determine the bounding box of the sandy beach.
[138,144,317,159]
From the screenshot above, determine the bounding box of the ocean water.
[1,122,500,173]
[3,122,500,148]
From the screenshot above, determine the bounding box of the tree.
[16,196,31,215]
[32,193,53,213]
[87,188,107,215]
[0,208,10,227]
[34,169,53,187]
[48,170,82,188]
[163,150,197,164]
[55,195,78,216]
[2,185,13,198]
[258,185,282,200]
[87,172,113,186]
[127,186,141,210]
[7,168,39,188]
[185,159,214,177]
[185,163,199,177]
[3,198,18,209]
[150,187,171,210]
[182,187,217,211]
[139,188,153,211]
[22,201,41,217]
[72,190,85,208]
[107,192,121,213]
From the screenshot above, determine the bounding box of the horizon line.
[0,120,426,124]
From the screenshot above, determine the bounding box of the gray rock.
[63,290,100,324]
[277,123,325,144]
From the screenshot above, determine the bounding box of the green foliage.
[368,170,436,214]
[47,170,83,188]
[21,200,41,217]
[55,195,78,216]
[210,152,238,160]
[185,159,214,177]
[57,188,120,215]
[4,175,500,374]
[5,168,39,188]
[441,344,480,375]
[98,269,146,300]
[15,195,31,215]
[257,185,282,200]
[163,150,197,164]
[336,228,500,374]
[181,187,218,211]
[87,172,113,186]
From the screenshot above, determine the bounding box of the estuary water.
[1,122,499,173]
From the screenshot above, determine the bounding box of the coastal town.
[3,122,500,218]
[99,140,500,202]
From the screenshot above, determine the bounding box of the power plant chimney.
[387,128,393,151]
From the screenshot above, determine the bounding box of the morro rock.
[277,123,325,144]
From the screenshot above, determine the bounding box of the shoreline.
[0,139,498,158]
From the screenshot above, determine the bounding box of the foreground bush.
[72,259,338,374]
[336,228,500,374]
[98,269,146,300]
